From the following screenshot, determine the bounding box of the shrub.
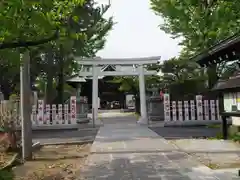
[0,170,14,180]
[0,100,21,152]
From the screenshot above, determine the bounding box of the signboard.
[37,100,44,125]
[224,92,239,112]
[70,96,77,123]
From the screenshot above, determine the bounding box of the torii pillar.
[92,65,98,125]
[137,65,148,124]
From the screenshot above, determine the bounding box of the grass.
[207,130,240,143]
[134,113,140,119]
[206,124,221,129]
[207,163,220,170]
[204,160,240,170]
[231,133,240,142]
[0,170,14,180]
[207,132,223,140]
[205,123,240,143]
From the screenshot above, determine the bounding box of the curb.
[39,139,94,146]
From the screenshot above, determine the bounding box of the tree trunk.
[45,50,54,104]
[56,45,64,104]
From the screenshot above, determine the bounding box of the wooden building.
[194,33,240,139]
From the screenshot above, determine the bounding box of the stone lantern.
[147,83,165,122]
[67,76,90,123]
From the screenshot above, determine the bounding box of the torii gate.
[77,56,160,125]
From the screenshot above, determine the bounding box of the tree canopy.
[151,0,240,53]
[0,0,114,101]
[0,0,84,46]
[115,0,240,98]
[150,0,240,90]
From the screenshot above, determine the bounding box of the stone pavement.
[78,119,239,179]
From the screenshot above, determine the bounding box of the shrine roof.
[212,71,240,91]
[193,33,240,67]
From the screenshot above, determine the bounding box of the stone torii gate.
[77,56,160,125]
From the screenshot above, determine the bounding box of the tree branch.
[0,30,59,50]
[124,78,138,94]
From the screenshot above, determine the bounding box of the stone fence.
[147,94,221,126]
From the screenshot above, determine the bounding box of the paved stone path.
[78,115,239,179]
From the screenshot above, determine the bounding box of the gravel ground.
[188,152,240,169]
[150,126,240,170]
[13,144,91,180]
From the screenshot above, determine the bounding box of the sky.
[95,0,182,61]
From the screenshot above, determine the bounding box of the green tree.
[0,0,86,100]
[38,1,114,104]
[110,64,161,113]
[0,0,114,102]
[151,0,240,88]
[0,0,85,47]
[159,57,207,97]
[111,65,161,97]
[160,58,200,82]
[0,0,85,160]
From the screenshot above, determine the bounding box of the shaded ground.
[151,126,240,170]
[32,128,99,145]
[150,126,220,139]
[13,144,91,180]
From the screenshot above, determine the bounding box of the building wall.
[232,117,240,126]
